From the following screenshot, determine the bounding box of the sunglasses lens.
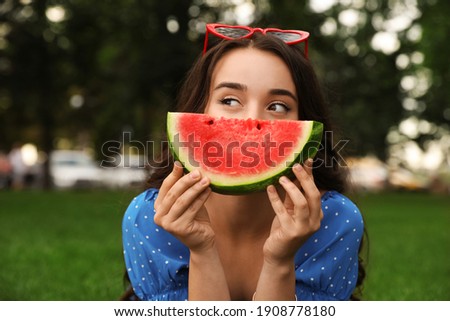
[215,27,251,39]
[266,31,303,43]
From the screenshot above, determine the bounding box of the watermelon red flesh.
[167,112,323,194]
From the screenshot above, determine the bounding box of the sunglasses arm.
[202,30,209,55]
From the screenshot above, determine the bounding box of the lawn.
[353,192,450,300]
[0,189,136,300]
[0,189,449,300]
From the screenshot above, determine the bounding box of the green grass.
[0,189,137,300]
[353,192,450,300]
[0,189,449,300]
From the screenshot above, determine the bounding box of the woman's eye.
[267,103,290,113]
[219,98,240,107]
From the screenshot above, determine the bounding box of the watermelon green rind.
[167,112,323,195]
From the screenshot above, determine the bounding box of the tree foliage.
[261,0,448,161]
[0,0,448,180]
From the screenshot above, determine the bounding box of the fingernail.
[190,170,200,179]
[293,163,301,172]
[279,176,289,184]
[174,161,182,168]
[200,177,209,185]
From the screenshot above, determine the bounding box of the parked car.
[101,154,148,189]
[50,150,105,189]
[348,156,388,192]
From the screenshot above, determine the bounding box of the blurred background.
[0,0,449,300]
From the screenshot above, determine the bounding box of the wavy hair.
[122,33,367,300]
[150,33,347,191]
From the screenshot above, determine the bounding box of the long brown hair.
[123,33,366,300]
[149,34,347,192]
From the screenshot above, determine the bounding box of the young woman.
[121,24,365,301]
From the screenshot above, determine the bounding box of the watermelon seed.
[256,123,261,130]
[207,120,214,125]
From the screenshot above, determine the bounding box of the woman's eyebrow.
[214,83,297,102]
[214,82,247,91]
[269,88,298,102]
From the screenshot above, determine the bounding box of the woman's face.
[205,48,299,120]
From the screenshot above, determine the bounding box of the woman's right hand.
[153,161,214,253]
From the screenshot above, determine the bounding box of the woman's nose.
[245,102,265,120]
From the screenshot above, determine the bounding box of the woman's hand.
[153,161,214,253]
[254,160,322,301]
[264,159,324,265]
[154,162,230,300]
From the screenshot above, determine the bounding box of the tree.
[259,0,449,170]
[1,0,448,189]
[0,0,72,187]
[0,0,201,187]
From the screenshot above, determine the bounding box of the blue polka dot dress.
[122,188,364,301]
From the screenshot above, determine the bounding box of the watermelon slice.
[167,112,323,194]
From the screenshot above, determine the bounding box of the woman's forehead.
[210,48,296,91]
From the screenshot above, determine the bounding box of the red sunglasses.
[203,23,310,57]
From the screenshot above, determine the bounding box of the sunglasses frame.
[203,23,310,57]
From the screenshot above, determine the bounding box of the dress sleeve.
[294,191,364,300]
[122,189,190,301]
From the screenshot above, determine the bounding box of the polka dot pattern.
[293,191,364,300]
[122,189,189,301]
[122,189,364,301]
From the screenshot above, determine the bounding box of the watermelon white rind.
[167,112,323,195]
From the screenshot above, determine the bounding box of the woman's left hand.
[264,159,324,265]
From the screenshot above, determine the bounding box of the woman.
[122,24,365,301]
